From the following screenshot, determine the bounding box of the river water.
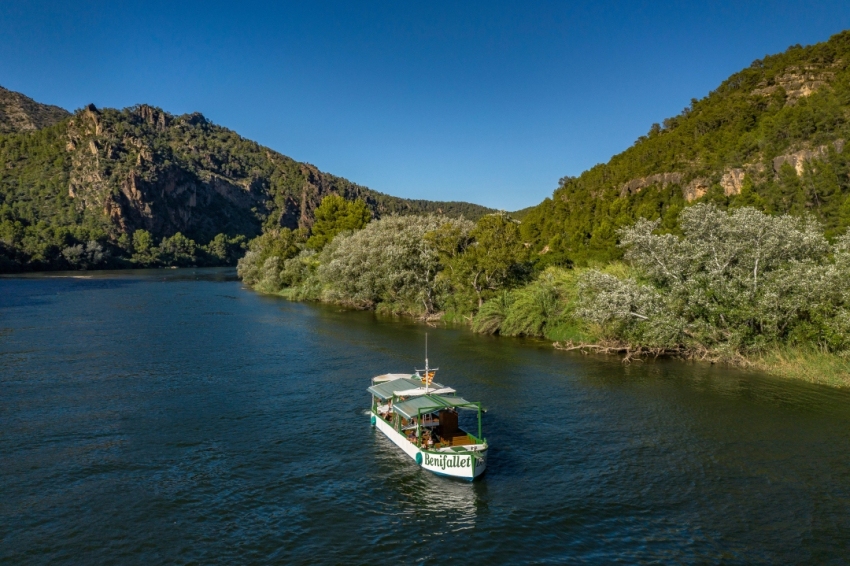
[2,268,850,564]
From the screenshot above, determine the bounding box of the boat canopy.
[367,377,456,400]
[372,373,415,383]
[392,394,479,420]
[391,386,455,397]
[367,377,424,400]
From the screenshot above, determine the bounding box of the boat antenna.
[424,333,429,394]
[416,333,438,393]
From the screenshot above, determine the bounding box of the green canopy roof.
[367,377,422,400]
[393,394,478,420]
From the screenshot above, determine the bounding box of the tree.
[204,233,247,265]
[318,215,473,314]
[306,195,371,250]
[61,240,107,269]
[447,213,530,308]
[236,228,305,288]
[158,232,197,266]
[578,204,847,352]
[132,229,157,265]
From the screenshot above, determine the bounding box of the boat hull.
[371,411,487,480]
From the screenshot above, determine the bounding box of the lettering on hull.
[423,453,471,470]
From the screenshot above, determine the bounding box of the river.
[2,268,849,564]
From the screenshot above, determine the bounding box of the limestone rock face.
[0,85,70,133]
[683,178,710,202]
[64,105,267,242]
[721,168,746,196]
[54,102,492,244]
[772,140,845,175]
[751,66,835,104]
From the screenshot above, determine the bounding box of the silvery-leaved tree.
[318,215,474,314]
[579,204,850,353]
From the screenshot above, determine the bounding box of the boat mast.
[424,333,429,394]
[415,333,437,393]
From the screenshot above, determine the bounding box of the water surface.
[2,269,850,564]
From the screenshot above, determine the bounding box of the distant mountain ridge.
[0,86,70,133]
[0,91,492,270]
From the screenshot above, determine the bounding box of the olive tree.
[318,215,474,314]
[578,204,850,352]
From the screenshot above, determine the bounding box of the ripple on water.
[2,269,850,564]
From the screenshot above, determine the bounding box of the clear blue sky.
[2,1,850,210]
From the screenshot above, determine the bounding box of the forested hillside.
[521,29,850,265]
[237,29,850,386]
[0,96,492,271]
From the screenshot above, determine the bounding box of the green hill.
[521,29,850,265]
[0,97,492,271]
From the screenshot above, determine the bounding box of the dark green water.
[2,268,850,564]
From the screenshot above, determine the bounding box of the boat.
[368,344,488,480]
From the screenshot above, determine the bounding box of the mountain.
[520,29,850,265]
[0,86,70,133]
[0,92,492,270]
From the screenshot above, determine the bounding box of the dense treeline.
[241,196,850,384]
[0,224,247,272]
[238,196,534,317]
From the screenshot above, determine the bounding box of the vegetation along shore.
[239,31,850,387]
[6,30,850,385]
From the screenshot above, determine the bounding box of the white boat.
[368,354,488,480]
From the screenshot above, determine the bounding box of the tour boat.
[368,351,488,480]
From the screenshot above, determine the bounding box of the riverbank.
[258,285,850,389]
[239,205,850,390]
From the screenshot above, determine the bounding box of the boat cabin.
[368,375,484,449]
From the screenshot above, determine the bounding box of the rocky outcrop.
[751,66,835,104]
[55,102,493,244]
[772,139,845,175]
[65,104,266,242]
[0,85,70,133]
[683,178,710,202]
[620,172,683,197]
[720,168,746,196]
[135,104,168,131]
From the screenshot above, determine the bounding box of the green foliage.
[471,291,512,335]
[131,229,155,264]
[306,195,371,250]
[318,215,474,313]
[61,240,108,269]
[520,30,850,265]
[158,233,197,267]
[236,227,305,289]
[578,204,850,355]
[440,213,531,307]
[204,233,247,264]
[472,266,598,341]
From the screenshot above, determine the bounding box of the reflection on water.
[2,268,850,564]
[373,431,482,520]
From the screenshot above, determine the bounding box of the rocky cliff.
[0,89,493,270]
[58,102,492,243]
